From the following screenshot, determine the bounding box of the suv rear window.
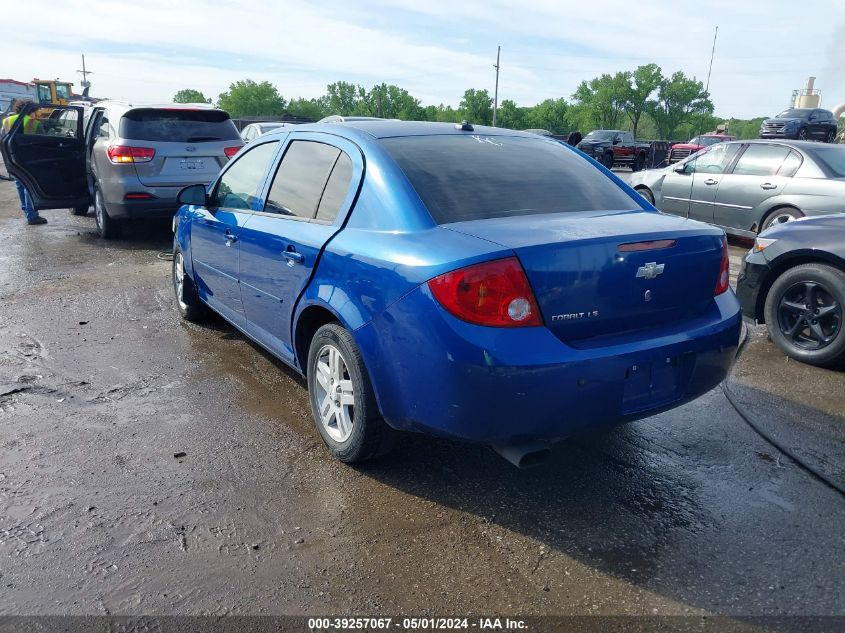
[119,108,240,143]
[380,135,637,224]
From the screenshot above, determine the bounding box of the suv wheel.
[797,127,808,141]
[307,323,394,463]
[70,204,89,216]
[94,186,121,240]
[632,152,646,171]
[826,129,836,143]
[764,263,845,367]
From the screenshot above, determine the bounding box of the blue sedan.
[171,121,742,467]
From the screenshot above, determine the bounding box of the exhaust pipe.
[492,441,551,469]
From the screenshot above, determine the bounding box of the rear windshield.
[119,108,240,143]
[380,135,637,224]
[809,146,845,177]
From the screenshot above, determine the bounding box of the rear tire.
[307,323,394,463]
[632,152,646,172]
[826,129,836,143]
[94,186,121,240]
[761,207,803,232]
[172,246,208,322]
[763,263,845,367]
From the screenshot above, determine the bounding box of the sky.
[2,0,844,120]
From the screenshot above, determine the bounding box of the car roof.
[261,120,542,141]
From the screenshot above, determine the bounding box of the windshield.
[775,108,812,119]
[689,136,723,147]
[809,146,845,177]
[380,135,637,224]
[119,108,240,142]
[583,130,617,141]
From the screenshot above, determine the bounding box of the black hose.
[722,330,845,497]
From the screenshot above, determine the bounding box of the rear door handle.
[760,183,777,190]
[703,178,719,186]
[282,247,304,266]
[224,230,238,246]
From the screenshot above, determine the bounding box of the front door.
[713,144,798,232]
[0,104,89,209]
[189,139,280,328]
[239,134,362,364]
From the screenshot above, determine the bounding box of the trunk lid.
[445,211,725,343]
[130,140,230,187]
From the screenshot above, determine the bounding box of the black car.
[737,214,845,366]
[759,108,839,143]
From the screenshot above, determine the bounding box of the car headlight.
[753,237,777,252]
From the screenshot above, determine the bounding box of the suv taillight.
[224,146,241,158]
[107,145,155,164]
[715,237,730,295]
[428,257,543,327]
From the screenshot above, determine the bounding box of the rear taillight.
[715,237,730,295]
[107,145,155,164]
[427,257,542,327]
[224,146,242,158]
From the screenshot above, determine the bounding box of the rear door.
[712,143,796,232]
[189,139,280,328]
[239,133,363,363]
[118,108,243,188]
[0,104,90,209]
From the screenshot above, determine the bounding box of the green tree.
[286,96,328,121]
[459,89,493,125]
[496,99,527,130]
[361,83,423,120]
[649,72,713,140]
[624,64,662,138]
[173,89,210,104]
[325,81,366,116]
[217,79,286,118]
[525,98,569,134]
[572,72,631,130]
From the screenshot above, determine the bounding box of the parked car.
[759,108,838,142]
[668,134,736,163]
[737,214,845,366]
[577,130,651,170]
[0,102,243,238]
[628,140,845,238]
[241,121,290,143]
[168,121,740,467]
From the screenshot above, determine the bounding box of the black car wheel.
[797,127,808,141]
[636,187,654,205]
[172,246,208,322]
[307,323,394,463]
[761,207,803,232]
[764,263,845,367]
[94,186,122,240]
[826,129,836,143]
[601,152,614,169]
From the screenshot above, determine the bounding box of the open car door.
[0,104,90,210]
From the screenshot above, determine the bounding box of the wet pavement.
[0,180,843,623]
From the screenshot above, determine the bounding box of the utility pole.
[492,46,501,127]
[76,54,93,96]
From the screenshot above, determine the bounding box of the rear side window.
[778,150,803,177]
[119,108,240,143]
[316,153,354,223]
[264,141,340,219]
[732,145,791,177]
[213,141,279,210]
[380,135,637,224]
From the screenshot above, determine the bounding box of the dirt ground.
[0,179,842,626]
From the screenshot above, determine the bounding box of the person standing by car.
[1,100,46,225]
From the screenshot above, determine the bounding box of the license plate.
[622,357,683,414]
[180,159,205,170]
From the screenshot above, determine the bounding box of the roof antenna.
[455,120,474,131]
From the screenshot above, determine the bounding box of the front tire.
[307,323,393,463]
[94,186,121,240]
[601,152,614,169]
[764,263,845,367]
[797,127,808,141]
[172,246,208,322]
[636,187,655,205]
[632,152,646,172]
[826,129,836,143]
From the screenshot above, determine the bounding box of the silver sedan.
[628,140,845,237]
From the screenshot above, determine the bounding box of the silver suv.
[1,102,243,238]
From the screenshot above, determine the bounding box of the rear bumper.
[354,286,742,443]
[107,198,180,220]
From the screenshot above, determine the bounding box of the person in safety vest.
[1,100,46,225]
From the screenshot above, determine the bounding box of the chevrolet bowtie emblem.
[636,262,665,280]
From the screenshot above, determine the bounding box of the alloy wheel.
[777,281,842,351]
[173,251,187,309]
[95,190,105,231]
[313,344,355,443]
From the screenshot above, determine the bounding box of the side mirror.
[673,163,687,174]
[612,137,621,144]
[177,183,208,206]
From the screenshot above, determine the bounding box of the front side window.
[213,141,279,210]
[55,84,71,100]
[731,145,791,177]
[264,141,341,219]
